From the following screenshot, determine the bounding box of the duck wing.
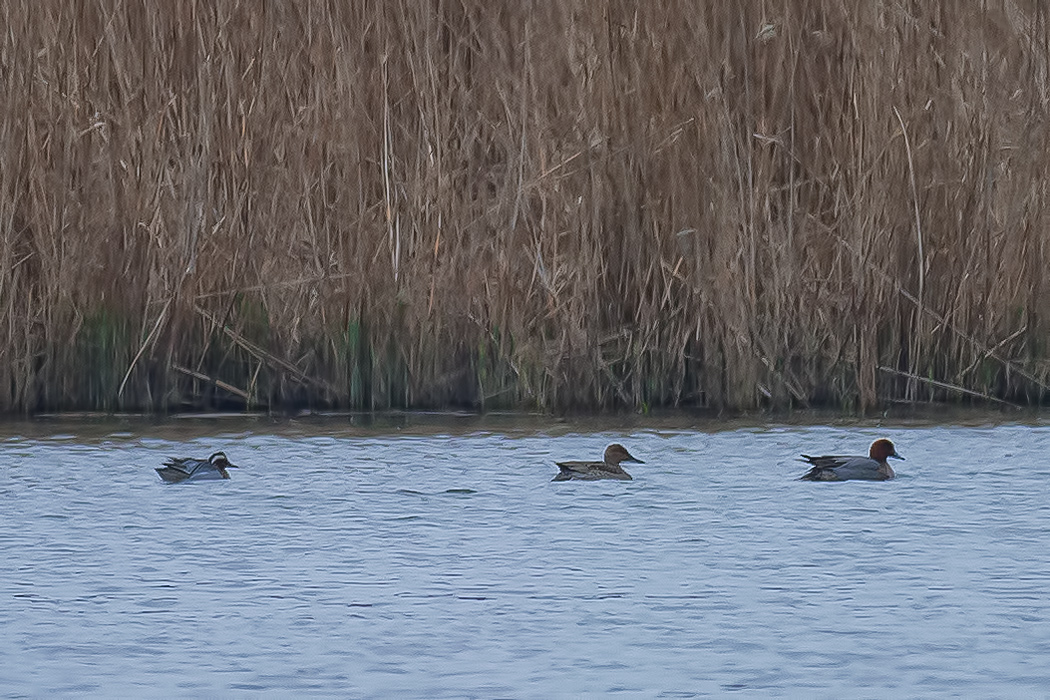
[799,455,885,481]
[156,457,216,482]
[800,454,858,469]
[156,460,193,483]
[555,460,600,475]
[164,457,210,474]
[554,460,633,481]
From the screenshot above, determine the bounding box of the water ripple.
[1,424,1049,695]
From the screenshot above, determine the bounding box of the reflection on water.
[2,415,1049,696]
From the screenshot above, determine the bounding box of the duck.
[799,439,903,481]
[552,443,644,481]
[156,451,239,483]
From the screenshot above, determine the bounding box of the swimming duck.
[156,451,239,483]
[799,439,903,481]
[552,443,644,481]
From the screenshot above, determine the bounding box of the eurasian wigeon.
[799,438,903,481]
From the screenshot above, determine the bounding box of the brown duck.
[552,444,644,481]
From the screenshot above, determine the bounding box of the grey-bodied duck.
[799,439,903,481]
[156,451,239,483]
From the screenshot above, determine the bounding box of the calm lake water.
[2,414,1049,697]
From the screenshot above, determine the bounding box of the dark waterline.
[11,403,1043,438]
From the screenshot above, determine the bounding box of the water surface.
[2,417,1049,697]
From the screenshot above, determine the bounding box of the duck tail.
[798,467,822,481]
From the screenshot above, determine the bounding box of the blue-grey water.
[2,416,1049,697]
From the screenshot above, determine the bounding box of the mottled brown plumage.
[552,444,644,481]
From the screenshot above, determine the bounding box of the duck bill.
[627,457,645,464]
[889,453,905,461]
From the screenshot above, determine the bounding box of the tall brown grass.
[1,1,1049,413]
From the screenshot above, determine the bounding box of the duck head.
[605,443,644,466]
[209,452,239,470]
[868,439,904,462]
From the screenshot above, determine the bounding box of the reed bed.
[1,1,1049,413]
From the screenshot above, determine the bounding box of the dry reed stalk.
[1,1,1049,413]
